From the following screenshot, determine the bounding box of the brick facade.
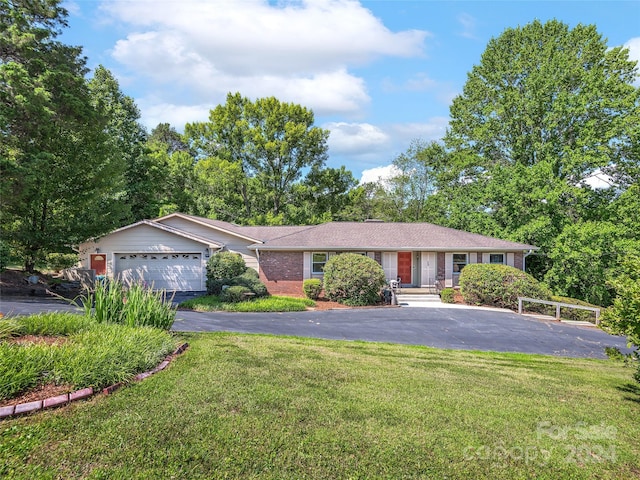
[259,251,305,296]
[514,251,524,271]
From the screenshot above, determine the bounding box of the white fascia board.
[156,212,263,244]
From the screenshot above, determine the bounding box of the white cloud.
[136,99,212,131]
[324,117,449,178]
[624,37,640,85]
[101,0,429,122]
[457,12,477,40]
[325,122,390,156]
[389,117,449,142]
[360,164,400,185]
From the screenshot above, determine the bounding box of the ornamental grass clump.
[323,253,386,306]
[78,279,176,330]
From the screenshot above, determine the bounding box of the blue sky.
[61,0,640,183]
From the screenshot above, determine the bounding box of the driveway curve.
[0,297,631,359]
[171,305,630,359]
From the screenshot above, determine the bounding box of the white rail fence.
[517,297,601,325]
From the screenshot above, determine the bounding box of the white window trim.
[452,253,468,275]
[311,252,328,274]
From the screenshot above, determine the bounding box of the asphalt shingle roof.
[252,221,537,251]
[159,214,536,251]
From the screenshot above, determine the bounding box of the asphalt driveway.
[0,296,632,359]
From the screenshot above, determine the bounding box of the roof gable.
[90,220,222,247]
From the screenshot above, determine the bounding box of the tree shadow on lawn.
[616,382,640,404]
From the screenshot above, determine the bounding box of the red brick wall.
[259,251,304,296]
[514,251,524,271]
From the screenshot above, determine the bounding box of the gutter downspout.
[523,249,534,272]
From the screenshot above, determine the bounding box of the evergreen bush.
[221,285,252,303]
[459,263,551,310]
[323,253,386,306]
[440,288,455,304]
[303,278,323,300]
[206,252,247,294]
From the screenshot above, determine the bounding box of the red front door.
[90,254,106,275]
[397,252,412,286]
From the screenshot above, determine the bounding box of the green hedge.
[459,264,551,310]
[323,253,386,306]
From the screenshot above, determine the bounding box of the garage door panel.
[115,253,202,291]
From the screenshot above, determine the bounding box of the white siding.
[482,253,490,264]
[468,252,477,264]
[159,216,259,270]
[79,224,209,279]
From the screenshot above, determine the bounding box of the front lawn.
[1,333,639,479]
[180,294,315,312]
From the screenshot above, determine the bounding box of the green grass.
[180,295,315,312]
[0,314,177,400]
[1,333,639,479]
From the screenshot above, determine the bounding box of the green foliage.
[0,2,129,271]
[15,312,94,336]
[0,342,55,400]
[0,240,12,271]
[437,19,640,285]
[206,252,247,294]
[220,285,252,303]
[0,319,24,339]
[439,288,455,304]
[303,278,323,300]
[0,317,176,400]
[229,271,268,297]
[459,264,552,310]
[45,252,79,272]
[323,253,386,306]
[223,296,314,312]
[602,256,640,383]
[185,92,337,224]
[88,65,148,222]
[58,324,175,388]
[77,280,176,330]
[549,296,602,323]
[180,294,313,312]
[544,222,630,306]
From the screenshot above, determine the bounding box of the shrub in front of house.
[440,288,455,304]
[221,285,252,303]
[459,263,552,310]
[323,253,386,306]
[303,278,323,300]
[206,252,248,294]
[229,270,268,298]
[207,252,247,295]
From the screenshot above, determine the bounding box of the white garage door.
[115,253,203,291]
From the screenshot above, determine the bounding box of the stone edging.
[0,342,189,420]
